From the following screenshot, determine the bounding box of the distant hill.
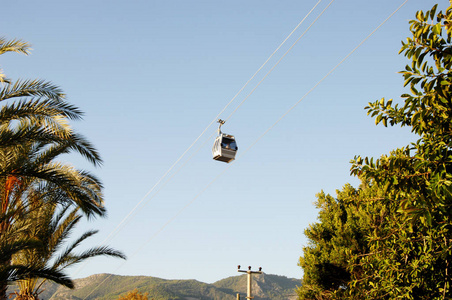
[9,273,299,300]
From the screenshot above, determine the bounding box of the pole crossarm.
[237,266,263,299]
[238,270,263,274]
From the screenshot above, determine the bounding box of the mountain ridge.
[12,273,299,300]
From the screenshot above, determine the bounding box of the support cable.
[225,0,335,122]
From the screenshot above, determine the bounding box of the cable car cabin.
[212,133,238,163]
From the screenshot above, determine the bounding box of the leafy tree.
[117,289,150,300]
[349,3,452,298]
[299,2,452,299]
[298,181,382,299]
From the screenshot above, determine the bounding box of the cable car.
[212,119,238,163]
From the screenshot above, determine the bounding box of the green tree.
[349,3,452,298]
[299,2,452,299]
[298,181,382,299]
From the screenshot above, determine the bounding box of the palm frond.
[0,38,31,56]
[0,79,65,103]
[0,71,9,84]
[0,98,83,124]
[34,133,103,167]
[0,129,102,168]
[42,173,105,218]
[0,125,68,150]
[63,132,103,167]
[48,210,81,255]
[54,243,126,271]
[7,265,73,289]
[50,204,75,234]
[54,230,98,265]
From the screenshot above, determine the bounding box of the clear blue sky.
[1,0,432,284]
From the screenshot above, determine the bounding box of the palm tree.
[0,37,107,299]
[11,199,125,300]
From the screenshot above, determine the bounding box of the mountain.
[9,273,299,300]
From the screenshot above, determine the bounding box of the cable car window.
[221,137,237,150]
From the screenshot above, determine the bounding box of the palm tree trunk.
[0,259,9,300]
[0,283,7,300]
[0,194,11,300]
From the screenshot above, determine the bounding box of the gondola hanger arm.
[217,119,225,134]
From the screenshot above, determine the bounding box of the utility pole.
[237,265,263,299]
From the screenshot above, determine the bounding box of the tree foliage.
[299,2,452,299]
[298,181,384,299]
[117,289,149,300]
